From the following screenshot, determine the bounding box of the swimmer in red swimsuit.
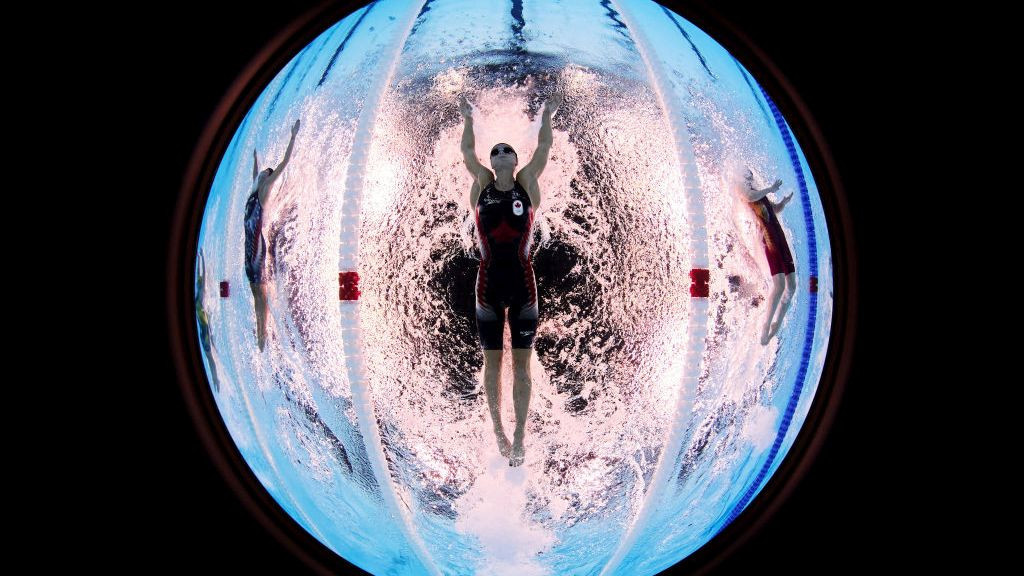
[459,92,562,466]
[736,167,796,345]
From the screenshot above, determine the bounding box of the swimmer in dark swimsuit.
[459,92,562,467]
[247,118,300,351]
[195,249,221,391]
[736,167,796,345]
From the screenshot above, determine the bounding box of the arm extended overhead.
[265,119,301,191]
[518,93,562,181]
[772,192,794,212]
[743,178,782,202]
[459,96,490,181]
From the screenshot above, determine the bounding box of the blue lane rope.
[719,85,820,529]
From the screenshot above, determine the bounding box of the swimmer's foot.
[767,320,782,340]
[509,439,525,467]
[495,431,512,458]
[760,324,771,346]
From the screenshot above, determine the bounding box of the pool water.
[194,1,834,574]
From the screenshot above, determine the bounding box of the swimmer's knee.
[513,363,532,382]
[511,348,532,368]
[483,349,503,366]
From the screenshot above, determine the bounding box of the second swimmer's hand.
[459,96,473,119]
[543,93,563,115]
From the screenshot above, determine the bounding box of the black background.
[138,1,919,573]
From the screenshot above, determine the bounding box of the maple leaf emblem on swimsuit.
[488,219,520,243]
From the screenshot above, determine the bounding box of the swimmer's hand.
[771,178,782,191]
[776,192,794,212]
[543,93,563,115]
[292,118,301,135]
[459,96,473,119]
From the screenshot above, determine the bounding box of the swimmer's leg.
[509,347,533,467]
[761,273,785,345]
[768,272,798,340]
[250,281,268,351]
[200,336,221,392]
[483,348,511,457]
[208,357,222,392]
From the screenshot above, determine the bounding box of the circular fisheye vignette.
[168,1,855,575]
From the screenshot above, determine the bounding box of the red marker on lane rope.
[689,268,710,298]
[340,271,360,301]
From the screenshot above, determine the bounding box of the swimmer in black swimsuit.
[195,249,221,391]
[459,93,562,466]
[246,118,300,351]
[735,167,796,345]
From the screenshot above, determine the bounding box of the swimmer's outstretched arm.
[266,119,301,190]
[519,93,562,181]
[772,193,794,212]
[196,251,206,303]
[742,178,782,202]
[253,149,259,182]
[459,96,488,179]
[459,96,491,208]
